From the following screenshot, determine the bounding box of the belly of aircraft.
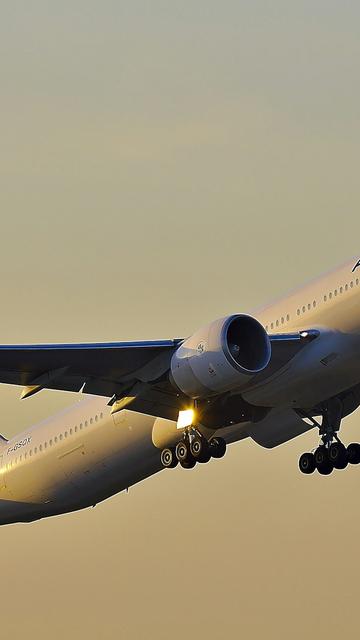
[0,412,163,524]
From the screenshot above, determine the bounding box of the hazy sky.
[1,2,360,638]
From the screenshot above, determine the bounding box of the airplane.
[1,255,360,525]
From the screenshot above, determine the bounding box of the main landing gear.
[299,398,360,476]
[160,431,227,470]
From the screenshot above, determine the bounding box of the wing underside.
[0,330,319,421]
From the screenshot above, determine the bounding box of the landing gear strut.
[299,398,360,475]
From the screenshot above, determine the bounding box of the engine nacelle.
[170,314,271,399]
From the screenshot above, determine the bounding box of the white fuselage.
[2,257,360,525]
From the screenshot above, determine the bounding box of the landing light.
[177,409,195,430]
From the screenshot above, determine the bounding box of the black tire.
[180,458,196,469]
[314,445,328,467]
[176,440,191,463]
[160,448,178,469]
[314,446,333,475]
[317,461,333,475]
[190,436,208,459]
[329,442,348,469]
[209,437,226,459]
[347,443,360,464]
[299,452,316,474]
[197,450,211,464]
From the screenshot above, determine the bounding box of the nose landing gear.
[298,398,360,476]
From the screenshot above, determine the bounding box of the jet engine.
[170,314,271,399]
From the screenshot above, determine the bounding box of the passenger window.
[70,428,73,435]
[49,439,53,446]
[54,436,58,443]
[307,303,311,310]
[324,295,327,302]
[302,306,306,313]
[313,301,316,308]
[90,418,93,425]
[329,292,332,299]
[59,434,63,441]
[100,413,103,419]
[350,281,353,288]
[80,423,83,430]
[29,450,32,457]
[39,444,42,451]
[85,421,88,427]
[297,309,300,316]
[286,314,290,321]
[340,287,343,294]
[357,279,359,286]
[44,442,47,449]
[65,431,68,438]
[95,415,98,422]
[34,447,37,454]
[75,426,78,432]
[24,452,27,459]
[334,290,338,297]
[276,320,279,327]
[281,317,284,324]
[271,322,274,329]
[345,284,348,291]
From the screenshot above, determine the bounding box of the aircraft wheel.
[347,443,360,465]
[180,458,196,469]
[197,451,211,463]
[329,442,348,469]
[176,440,192,463]
[317,462,333,475]
[160,448,178,469]
[314,446,333,475]
[209,437,227,459]
[190,436,208,460]
[299,452,316,474]
[314,446,327,467]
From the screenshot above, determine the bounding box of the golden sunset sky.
[1,2,360,638]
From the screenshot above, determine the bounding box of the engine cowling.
[170,314,271,399]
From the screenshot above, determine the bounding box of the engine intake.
[170,314,271,399]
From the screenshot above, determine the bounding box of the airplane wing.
[265,329,319,377]
[0,340,182,398]
[0,329,319,420]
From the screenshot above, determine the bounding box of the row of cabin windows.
[323,278,359,303]
[5,412,104,469]
[296,300,317,316]
[265,315,290,332]
[266,277,360,332]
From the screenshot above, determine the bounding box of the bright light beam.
[177,409,195,430]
